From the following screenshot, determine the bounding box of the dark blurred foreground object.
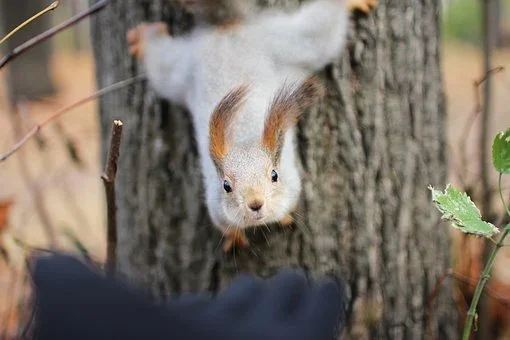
[31,254,347,340]
[0,0,56,102]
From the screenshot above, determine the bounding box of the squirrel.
[127,0,377,253]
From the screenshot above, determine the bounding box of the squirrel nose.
[248,200,264,212]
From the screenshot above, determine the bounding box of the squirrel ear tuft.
[262,77,324,163]
[209,85,249,170]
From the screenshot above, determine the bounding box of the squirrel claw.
[348,0,377,13]
[279,214,294,226]
[223,229,249,253]
[126,22,169,59]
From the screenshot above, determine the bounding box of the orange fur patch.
[262,77,324,162]
[216,18,242,31]
[209,85,250,169]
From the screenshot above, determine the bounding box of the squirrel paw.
[348,0,377,13]
[126,22,169,59]
[223,229,249,253]
[279,214,294,227]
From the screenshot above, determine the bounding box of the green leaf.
[492,128,510,174]
[429,184,499,238]
[505,223,510,232]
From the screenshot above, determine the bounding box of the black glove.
[32,254,348,340]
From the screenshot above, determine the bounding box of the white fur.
[141,0,348,232]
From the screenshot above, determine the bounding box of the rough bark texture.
[0,0,56,101]
[91,0,457,338]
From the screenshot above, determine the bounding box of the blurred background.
[0,0,510,338]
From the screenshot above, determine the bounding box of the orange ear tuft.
[209,85,250,170]
[262,77,324,163]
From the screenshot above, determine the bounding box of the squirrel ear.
[209,85,249,170]
[262,77,324,163]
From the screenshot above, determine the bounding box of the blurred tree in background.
[444,0,510,47]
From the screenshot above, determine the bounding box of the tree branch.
[0,1,59,47]
[0,0,110,70]
[102,120,123,277]
[457,66,504,189]
[479,0,495,219]
[0,74,145,162]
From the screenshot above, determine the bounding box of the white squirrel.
[127,0,377,252]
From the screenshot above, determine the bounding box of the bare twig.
[0,74,145,162]
[477,4,499,336]
[451,270,510,310]
[479,2,496,220]
[0,0,109,70]
[102,120,123,277]
[0,1,59,46]
[426,267,510,329]
[457,67,504,188]
[8,103,58,248]
[11,237,57,256]
[0,267,20,340]
[53,121,85,167]
[19,258,37,340]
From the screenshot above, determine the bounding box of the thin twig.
[19,257,37,340]
[0,1,59,46]
[102,120,124,277]
[0,0,110,70]
[457,67,504,188]
[9,103,58,248]
[0,267,20,340]
[0,74,145,162]
[479,3,497,220]
[11,237,58,256]
[426,267,510,332]
[451,271,510,310]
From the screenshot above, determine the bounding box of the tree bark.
[0,0,56,101]
[90,0,457,338]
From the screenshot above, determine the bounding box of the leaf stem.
[462,229,509,340]
[462,172,509,339]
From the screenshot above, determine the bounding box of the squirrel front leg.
[279,214,294,226]
[127,22,191,106]
[223,229,250,253]
[259,0,376,72]
[348,0,377,13]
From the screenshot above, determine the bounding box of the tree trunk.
[0,0,56,101]
[90,0,457,338]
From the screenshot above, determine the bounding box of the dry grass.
[0,51,105,336]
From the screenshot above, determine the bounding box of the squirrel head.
[209,78,323,227]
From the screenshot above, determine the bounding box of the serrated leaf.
[492,128,510,174]
[429,184,499,238]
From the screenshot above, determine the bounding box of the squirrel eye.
[223,180,233,193]
[271,169,278,183]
